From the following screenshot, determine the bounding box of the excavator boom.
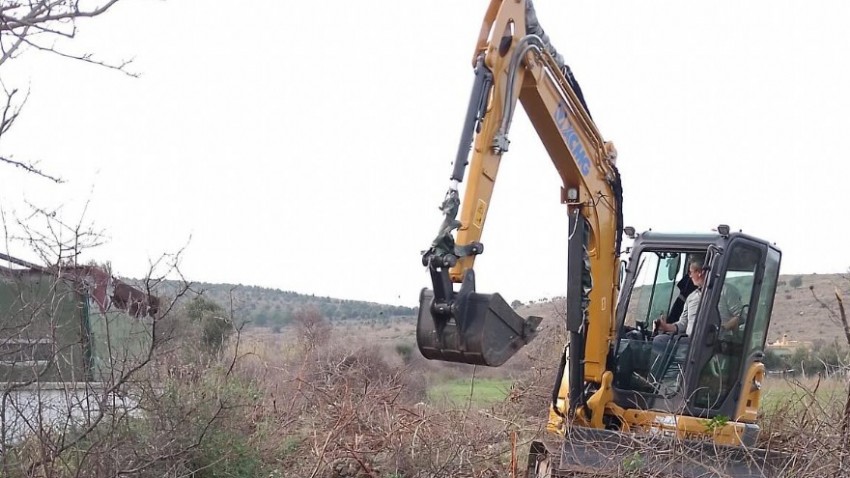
[418,0,621,374]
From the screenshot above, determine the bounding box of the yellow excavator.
[417,1,787,476]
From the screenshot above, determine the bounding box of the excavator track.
[526,429,794,478]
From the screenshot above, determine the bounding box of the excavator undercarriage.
[528,430,793,478]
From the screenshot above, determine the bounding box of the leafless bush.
[748,378,846,476]
[222,326,534,478]
[501,300,569,418]
[0,283,272,478]
[292,305,333,350]
[0,205,271,478]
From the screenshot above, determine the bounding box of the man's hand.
[655,318,676,334]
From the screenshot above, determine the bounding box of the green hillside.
[133,280,416,329]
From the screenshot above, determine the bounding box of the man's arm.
[674,317,688,335]
[721,285,744,330]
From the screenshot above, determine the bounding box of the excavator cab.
[611,230,781,439]
[537,230,787,478]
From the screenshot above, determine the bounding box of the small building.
[765,333,810,360]
[0,253,159,443]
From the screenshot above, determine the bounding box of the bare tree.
[809,278,850,459]
[0,0,133,182]
[292,306,332,350]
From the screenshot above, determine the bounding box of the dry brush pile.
[0,302,543,478]
[231,311,540,478]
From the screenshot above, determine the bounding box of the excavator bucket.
[527,429,794,478]
[416,288,542,367]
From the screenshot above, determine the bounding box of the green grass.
[761,378,848,412]
[427,378,512,408]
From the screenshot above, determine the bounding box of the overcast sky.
[1,0,849,306]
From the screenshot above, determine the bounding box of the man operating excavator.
[656,258,706,336]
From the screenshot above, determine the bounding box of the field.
[761,376,849,414]
[427,378,513,408]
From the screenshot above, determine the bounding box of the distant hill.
[132,272,848,341]
[514,273,850,346]
[769,272,849,345]
[137,280,416,329]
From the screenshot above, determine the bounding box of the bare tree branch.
[0,0,122,32]
[0,155,63,182]
[0,0,133,181]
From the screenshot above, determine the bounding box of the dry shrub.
[21,288,850,478]
[0,359,266,478]
[500,309,568,419]
[227,331,528,478]
[756,377,850,476]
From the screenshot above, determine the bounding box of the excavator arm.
[418,0,623,395]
